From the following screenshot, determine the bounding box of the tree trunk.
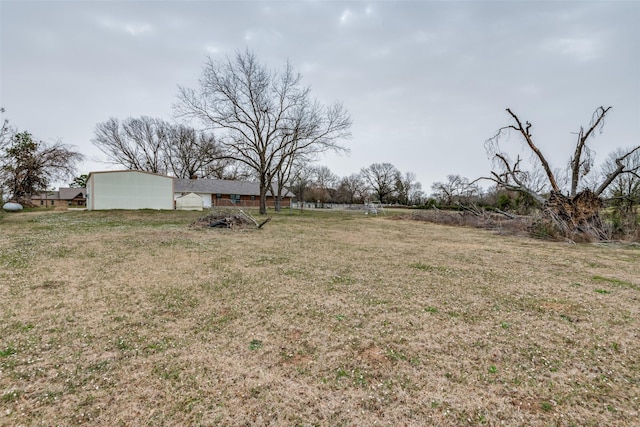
[259,179,268,215]
[274,194,282,212]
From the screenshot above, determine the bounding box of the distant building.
[173,178,294,208]
[31,187,87,208]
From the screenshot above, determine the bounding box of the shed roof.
[87,170,173,179]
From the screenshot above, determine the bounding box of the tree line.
[287,163,423,206]
[2,50,638,240]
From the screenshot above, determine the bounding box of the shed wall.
[175,193,204,211]
[88,171,174,210]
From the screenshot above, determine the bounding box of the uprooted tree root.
[190,208,271,230]
[543,190,609,241]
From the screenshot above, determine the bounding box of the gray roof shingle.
[59,188,86,199]
[174,178,294,197]
[32,188,86,200]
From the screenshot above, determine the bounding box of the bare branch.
[595,145,640,196]
[505,108,559,192]
[570,106,612,196]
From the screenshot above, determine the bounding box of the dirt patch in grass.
[1,209,639,425]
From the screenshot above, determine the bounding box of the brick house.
[173,178,294,209]
[31,187,87,208]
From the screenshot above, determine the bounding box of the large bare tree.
[361,163,399,204]
[93,116,229,179]
[93,116,165,173]
[484,107,640,239]
[175,49,352,214]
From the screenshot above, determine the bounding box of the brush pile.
[190,208,270,230]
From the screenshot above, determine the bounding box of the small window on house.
[51,200,54,206]
[40,200,44,206]
[250,195,256,201]
[230,194,241,203]
[216,193,222,199]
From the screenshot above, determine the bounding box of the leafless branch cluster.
[93,116,233,179]
[175,49,352,214]
[431,174,481,205]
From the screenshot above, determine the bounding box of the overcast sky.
[1,0,639,192]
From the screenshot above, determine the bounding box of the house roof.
[175,192,202,199]
[59,188,86,199]
[32,191,60,200]
[174,178,294,197]
[32,188,86,200]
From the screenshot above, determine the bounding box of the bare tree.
[335,173,366,204]
[431,174,479,205]
[93,117,165,173]
[93,116,229,179]
[484,107,640,239]
[286,162,315,209]
[309,165,338,205]
[1,131,83,205]
[395,171,423,205]
[175,49,351,214]
[162,124,230,179]
[602,147,640,210]
[206,161,252,181]
[361,163,399,204]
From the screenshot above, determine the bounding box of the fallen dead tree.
[481,106,640,241]
[408,209,535,237]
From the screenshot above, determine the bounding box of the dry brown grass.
[1,208,639,426]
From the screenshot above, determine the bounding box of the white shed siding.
[173,192,211,208]
[87,171,174,210]
[175,192,204,211]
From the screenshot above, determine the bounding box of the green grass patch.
[592,275,638,290]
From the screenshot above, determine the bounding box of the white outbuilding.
[175,192,204,211]
[86,170,174,210]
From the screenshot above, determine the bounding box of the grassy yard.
[0,208,638,426]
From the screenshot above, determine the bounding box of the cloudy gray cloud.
[1,0,638,192]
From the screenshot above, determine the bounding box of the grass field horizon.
[1,208,638,426]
